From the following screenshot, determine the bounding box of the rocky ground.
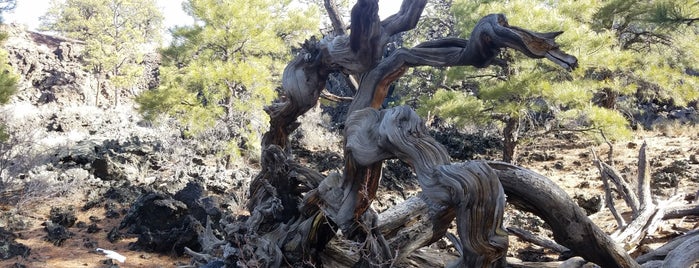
[1,25,697,267]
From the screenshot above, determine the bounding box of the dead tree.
[218,0,640,267]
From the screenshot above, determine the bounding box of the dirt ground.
[1,127,698,267]
[1,196,190,268]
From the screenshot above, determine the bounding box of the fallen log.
[489,162,638,268]
[662,204,699,220]
[636,229,699,264]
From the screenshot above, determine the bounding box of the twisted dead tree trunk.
[236,0,636,267]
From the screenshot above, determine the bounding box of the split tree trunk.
[234,1,638,267]
[502,117,519,163]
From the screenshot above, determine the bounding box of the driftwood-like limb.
[661,234,699,267]
[612,203,655,248]
[636,229,699,264]
[246,1,588,267]
[637,141,652,210]
[321,0,424,74]
[262,39,329,150]
[598,161,640,216]
[348,13,578,114]
[593,149,627,228]
[507,226,569,253]
[343,106,508,267]
[611,194,682,249]
[340,159,639,267]
[349,0,382,66]
[379,0,428,41]
[489,162,638,268]
[612,193,684,256]
[324,0,347,35]
[662,204,699,219]
[320,88,353,102]
[646,195,683,237]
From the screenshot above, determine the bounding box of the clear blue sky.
[4,0,401,31]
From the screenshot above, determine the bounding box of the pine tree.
[136,0,319,160]
[40,0,163,106]
[414,0,698,162]
[0,0,18,141]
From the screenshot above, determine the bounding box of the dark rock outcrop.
[119,182,223,255]
[0,228,30,260]
[1,24,159,106]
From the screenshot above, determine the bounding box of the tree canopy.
[40,0,163,106]
[398,0,699,162]
[136,0,319,159]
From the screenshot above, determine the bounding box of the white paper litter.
[96,248,126,263]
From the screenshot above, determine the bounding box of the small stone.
[554,161,564,170]
[689,154,699,164]
[627,142,637,149]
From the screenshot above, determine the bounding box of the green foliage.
[0,32,16,104]
[559,106,632,142]
[393,0,458,109]
[137,0,318,160]
[40,0,163,103]
[418,89,487,126]
[0,28,17,141]
[419,0,699,147]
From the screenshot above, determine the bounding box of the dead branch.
[637,141,652,210]
[320,88,353,102]
[245,1,592,267]
[662,204,699,219]
[599,160,640,216]
[323,0,347,35]
[592,149,626,228]
[611,194,682,249]
[659,233,699,267]
[507,226,569,253]
[636,229,699,264]
[489,161,638,267]
[342,107,508,266]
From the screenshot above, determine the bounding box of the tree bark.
[637,141,652,210]
[238,1,597,267]
[488,162,638,268]
[502,116,519,163]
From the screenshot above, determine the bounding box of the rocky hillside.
[1,24,159,106]
[0,24,697,268]
[0,25,258,267]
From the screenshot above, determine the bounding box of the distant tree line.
[32,0,699,163]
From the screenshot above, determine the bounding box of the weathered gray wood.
[611,195,682,249]
[348,13,578,114]
[344,107,509,267]
[242,1,611,267]
[636,229,699,264]
[324,0,347,35]
[637,141,653,210]
[507,226,570,253]
[611,203,655,248]
[592,149,626,228]
[662,234,699,268]
[646,195,683,238]
[599,161,640,216]
[489,162,639,268]
[662,204,699,219]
